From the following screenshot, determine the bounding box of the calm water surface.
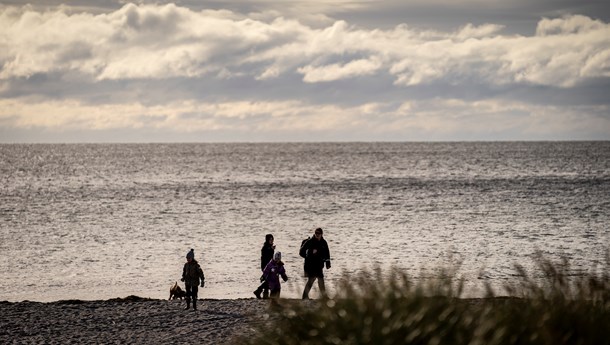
[1,142,608,302]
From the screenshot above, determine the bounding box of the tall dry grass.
[238,252,610,345]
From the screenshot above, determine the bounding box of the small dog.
[169,281,187,300]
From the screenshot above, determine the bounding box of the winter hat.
[274,251,282,261]
[186,249,194,260]
[265,234,274,242]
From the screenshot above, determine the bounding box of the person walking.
[299,227,331,299]
[181,248,205,310]
[254,234,275,299]
[262,251,288,299]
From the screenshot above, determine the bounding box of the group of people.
[179,228,332,310]
[253,227,331,300]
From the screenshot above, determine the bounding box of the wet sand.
[0,296,272,344]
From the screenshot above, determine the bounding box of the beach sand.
[0,296,273,344]
[0,296,518,344]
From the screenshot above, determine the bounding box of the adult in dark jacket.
[181,248,205,310]
[299,228,331,299]
[254,234,275,299]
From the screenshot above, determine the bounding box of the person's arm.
[280,265,288,281]
[261,245,272,270]
[198,265,205,287]
[324,241,331,269]
[260,246,266,271]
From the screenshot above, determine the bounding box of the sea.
[1,142,609,302]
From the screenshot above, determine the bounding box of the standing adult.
[181,248,205,310]
[299,227,331,299]
[254,234,275,299]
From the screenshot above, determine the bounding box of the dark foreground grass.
[238,253,610,345]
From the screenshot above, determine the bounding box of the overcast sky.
[1,0,609,142]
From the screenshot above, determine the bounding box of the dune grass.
[238,253,610,345]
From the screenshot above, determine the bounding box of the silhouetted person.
[254,234,275,299]
[181,248,205,310]
[300,228,331,299]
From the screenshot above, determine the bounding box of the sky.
[1,0,609,142]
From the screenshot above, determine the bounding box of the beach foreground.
[2,294,609,344]
[0,296,271,344]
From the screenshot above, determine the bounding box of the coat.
[182,260,205,287]
[262,260,287,291]
[261,242,275,271]
[300,237,331,277]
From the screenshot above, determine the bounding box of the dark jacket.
[261,242,275,271]
[300,237,331,277]
[182,260,205,286]
[263,260,288,291]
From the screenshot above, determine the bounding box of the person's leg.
[270,288,281,308]
[254,281,265,299]
[192,285,199,310]
[262,281,270,299]
[302,276,316,299]
[184,284,192,310]
[318,276,327,298]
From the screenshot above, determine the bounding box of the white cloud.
[536,14,607,36]
[2,97,608,140]
[298,57,382,82]
[1,3,609,141]
[2,4,608,87]
[454,23,505,40]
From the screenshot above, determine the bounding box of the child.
[181,248,205,310]
[262,251,288,299]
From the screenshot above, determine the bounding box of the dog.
[169,281,187,300]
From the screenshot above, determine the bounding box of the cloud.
[536,14,607,36]
[0,97,368,132]
[0,3,609,141]
[2,4,609,87]
[298,57,382,82]
[2,96,608,141]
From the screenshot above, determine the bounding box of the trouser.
[270,288,281,299]
[255,281,270,297]
[302,275,326,299]
[186,284,199,306]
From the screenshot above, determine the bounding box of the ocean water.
[1,142,609,302]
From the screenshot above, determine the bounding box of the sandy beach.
[0,296,500,344]
[0,296,272,344]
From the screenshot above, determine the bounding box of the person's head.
[273,251,282,262]
[265,234,274,245]
[186,248,194,262]
[314,227,323,240]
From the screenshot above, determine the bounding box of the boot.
[253,287,262,299]
[193,299,197,311]
[184,299,191,310]
[262,290,269,299]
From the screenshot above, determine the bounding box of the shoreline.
[1,296,519,344]
[0,296,272,344]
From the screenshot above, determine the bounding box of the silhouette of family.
[178,227,332,310]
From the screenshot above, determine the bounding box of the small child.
[181,248,205,310]
[262,251,288,298]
